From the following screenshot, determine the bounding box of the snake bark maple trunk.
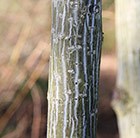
[47,0,102,137]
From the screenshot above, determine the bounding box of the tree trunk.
[47,0,102,138]
[113,1,140,138]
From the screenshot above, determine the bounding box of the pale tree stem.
[113,1,140,138]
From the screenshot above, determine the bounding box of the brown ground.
[0,54,119,138]
[97,54,119,138]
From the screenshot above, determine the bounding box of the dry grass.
[0,0,51,137]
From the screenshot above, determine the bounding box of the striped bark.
[113,1,140,138]
[47,0,102,137]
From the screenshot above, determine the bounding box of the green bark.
[47,0,102,138]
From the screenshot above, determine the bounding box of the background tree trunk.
[47,0,102,138]
[113,1,140,138]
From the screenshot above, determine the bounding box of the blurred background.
[0,0,117,138]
